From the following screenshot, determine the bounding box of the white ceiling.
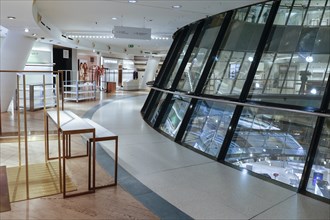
[0,0,264,55]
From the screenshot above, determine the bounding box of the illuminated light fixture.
[255,83,260,88]
[128,0,137,3]
[112,17,118,20]
[7,16,16,19]
[24,28,29,33]
[32,33,37,37]
[248,56,254,62]
[310,88,317,94]
[172,5,182,9]
[306,56,313,62]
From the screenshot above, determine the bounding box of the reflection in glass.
[307,118,330,199]
[159,95,191,137]
[147,92,168,126]
[176,14,224,92]
[182,101,235,157]
[226,107,317,188]
[165,25,197,89]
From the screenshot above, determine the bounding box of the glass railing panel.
[159,95,191,138]
[306,117,330,199]
[147,92,168,126]
[182,101,235,157]
[176,14,225,92]
[321,7,330,26]
[225,106,317,189]
[165,24,197,89]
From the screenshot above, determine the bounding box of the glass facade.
[142,0,330,202]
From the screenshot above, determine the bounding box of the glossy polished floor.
[1,90,329,219]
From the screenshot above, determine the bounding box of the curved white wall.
[0,31,35,112]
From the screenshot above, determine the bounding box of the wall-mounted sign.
[63,49,69,59]
[113,26,151,40]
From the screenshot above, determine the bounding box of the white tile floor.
[93,92,330,220]
[1,91,329,219]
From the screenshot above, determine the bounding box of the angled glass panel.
[225,106,317,188]
[304,1,326,26]
[159,95,191,138]
[274,0,293,25]
[321,5,330,26]
[304,54,330,97]
[164,24,198,89]
[176,14,225,92]
[313,28,330,53]
[203,51,232,95]
[306,117,330,199]
[182,101,235,157]
[287,1,308,25]
[147,92,168,126]
[296,27,318,53]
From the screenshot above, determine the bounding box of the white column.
[140,56,160,89]
[0,31,35,112]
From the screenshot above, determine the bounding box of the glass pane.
[177,14,224,92]
[182,101,235,157]
[225,106,317,188]
[304,2,326,26]
[258,4,272,24]
[247,4,263,23]
[147,92,168,126]
[313,28,330,54]
[278,26,301,53]
[203,51,232,95]
[321,6,330,26]
[274,5,291,25]
[296,28,318,53]
[305,54,330,96]
[234,7,248,21]
[306,118,330,199]
[159,95,191,137]
[287,5,307,26]
[264,26,285,52]
[165,25,197,89]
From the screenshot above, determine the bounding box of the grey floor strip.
[95,145,193,220]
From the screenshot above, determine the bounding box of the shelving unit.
[17,84,57,111]
[63,80,96,102]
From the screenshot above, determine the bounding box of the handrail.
[150,86,330,118]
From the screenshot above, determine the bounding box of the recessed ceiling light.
[172,5,182,9]
[112,17,118,20]
[7,16,16,20]
[32,33,37,37]
[24,28,29,33]
[128,0,137,3]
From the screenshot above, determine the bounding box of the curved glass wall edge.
[142,0,330,202]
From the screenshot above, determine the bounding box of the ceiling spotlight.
[7,16,16,20]
[112,17,118,20]
[32,33,37,37]
[128,0,137,3]
[172,5,182,9]
[24,28,29,33]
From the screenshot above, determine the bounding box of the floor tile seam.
[248,193,297,220]
[131,160,217,178]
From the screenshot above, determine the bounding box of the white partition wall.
[0,31,35,112]
[140,56,160,89]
